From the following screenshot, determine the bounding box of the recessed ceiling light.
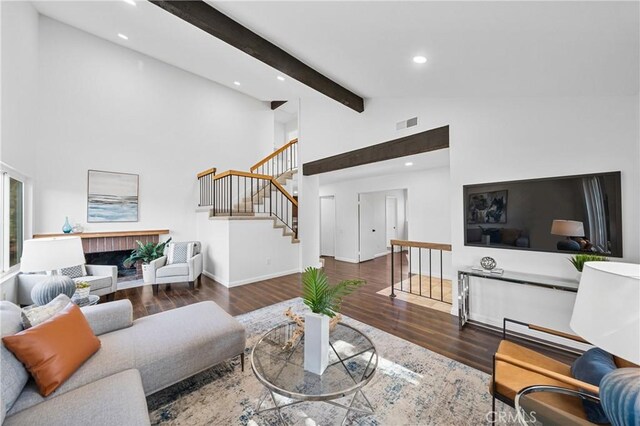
[233,81,241,86]
[118,33,129,40]
[276,76,285,81]
[122,0,136,6]
[405,162,414,167]
[413,56,427,64]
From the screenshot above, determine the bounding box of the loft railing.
[197,168,217,207]
[250,138,298,177]
[389,240,453,304]
[197,169,298,238]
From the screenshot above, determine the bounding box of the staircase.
[197,139,299,243]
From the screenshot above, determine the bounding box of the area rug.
[147,298,515,425]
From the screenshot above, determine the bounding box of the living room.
[1,1,639,425]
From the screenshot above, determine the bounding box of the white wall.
[196,213,299,286]
[299,94,639,331]
[33,17,273,241]
[318,167,450,263]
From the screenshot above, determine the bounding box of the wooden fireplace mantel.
[33,229,170,239]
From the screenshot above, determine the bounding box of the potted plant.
[74,281,91,299]
[302,267,364,375]
[124,238,172,284]
[569,254,608,280]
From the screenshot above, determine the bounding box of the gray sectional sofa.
[0,299,246,425]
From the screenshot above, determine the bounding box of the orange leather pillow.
[2,303,101,396]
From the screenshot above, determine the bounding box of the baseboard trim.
[204,268,300,288]
[334,256,359,264]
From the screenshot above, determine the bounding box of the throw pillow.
[58,264,86,279]
[21,294,71,329]
[571,347,617,423]
[167,242,194,264]
[2,303,101,397]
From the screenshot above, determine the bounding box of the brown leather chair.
[490,318,637,423]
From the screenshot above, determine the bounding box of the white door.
[320,197,335,257]
[358,193,378,262]
[386,197,398,248]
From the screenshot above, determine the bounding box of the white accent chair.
[17,264,118,306]
[146,241,203,295]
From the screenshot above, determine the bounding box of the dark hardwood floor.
[109,253,575,374]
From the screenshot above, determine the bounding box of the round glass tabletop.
[251,322,378,401]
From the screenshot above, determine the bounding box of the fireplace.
[32,230,169,283]
[85,250,139,281]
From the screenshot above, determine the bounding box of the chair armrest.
[503,318,589,344]
[188,253,203,281]
[85,264,118,293]
[80,300,133,336]
[148,256,167,270]
[16,274,48,306]
[495,353,599,395]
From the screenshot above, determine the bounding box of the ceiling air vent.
[396,117,418,131]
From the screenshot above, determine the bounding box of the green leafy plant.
[302,267,365,317]
[123,238,172,267]
[569,254,609,272]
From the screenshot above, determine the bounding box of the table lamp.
[20,236,86,305]
[551,220,585,251]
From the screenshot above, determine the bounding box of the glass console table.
[457,268,579,328]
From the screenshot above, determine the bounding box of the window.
[1,170,25,273]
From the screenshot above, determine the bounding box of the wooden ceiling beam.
[150,1,365,113]
[271,100,288,110]
[302,126,450,176]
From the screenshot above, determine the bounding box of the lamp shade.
[20,237,86,273]
[551,220,585,237]
[570,262,640,364]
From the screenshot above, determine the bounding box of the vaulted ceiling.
[33,1,639,107]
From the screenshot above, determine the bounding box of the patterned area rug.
[147,298,514,425]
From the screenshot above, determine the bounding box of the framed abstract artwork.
[467,190,507,224]
[87,170,139,222]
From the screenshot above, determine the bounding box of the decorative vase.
[72,223,84,233]
[62,217,72,234]
[142,264,154,284]
[304,312,330,375]
[576,271,582,282]
[481,235,491,245]
[31,275,76,306]
[74,286,90,299]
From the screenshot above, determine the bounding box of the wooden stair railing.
[197,169,298,238]
[250,138,298,177]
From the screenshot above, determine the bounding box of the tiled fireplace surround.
[33,230,169,282]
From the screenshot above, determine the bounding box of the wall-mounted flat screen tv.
[463,172,622,257]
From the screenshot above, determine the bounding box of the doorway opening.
[358,189,408,262]
[320,196,336,257]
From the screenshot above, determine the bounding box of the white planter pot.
[304,312,330,375]
[576,271,582,282]
[142,264,154,284]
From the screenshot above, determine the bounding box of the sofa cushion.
[2,304,101,396]
[156,263,189,278]
[3,369,150,426]
[7,323,136,415]
[21,294,71,329]
[73,275,112,291]
[132,301,246,394]
[0,302,29,424]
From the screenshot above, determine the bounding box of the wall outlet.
[266,258,271,265]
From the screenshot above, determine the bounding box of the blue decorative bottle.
[62,216,72,233]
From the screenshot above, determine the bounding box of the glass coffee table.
[251,322,378,425]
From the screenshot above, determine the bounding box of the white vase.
[142,264,154,284]
[576,271,582,282]
[304,312,330,375]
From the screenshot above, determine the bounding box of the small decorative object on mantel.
[472,256,504,275]
[569,254,609,281]
[123,238,172,284]
[72,223,84,233]
[301,267,364,375]
[62,217,72,234]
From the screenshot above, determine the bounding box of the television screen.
[463,172,622,257]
